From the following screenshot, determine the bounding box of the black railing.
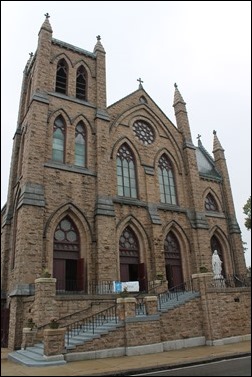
[210,274,251,289]
[88,280,115,294]
[157,278,194,310]
[65,305,118,346]
[56,278,85,294]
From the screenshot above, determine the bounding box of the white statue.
[212,250,223,278]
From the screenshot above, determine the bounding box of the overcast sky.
[1,1,251,266]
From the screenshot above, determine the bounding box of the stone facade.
[1,16,249,350]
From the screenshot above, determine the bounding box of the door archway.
[53,216,84,291]
[119,226,146,291]
[164,231,183,289]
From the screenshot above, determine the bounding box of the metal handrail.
[157,278,195,309]
[65,304,118,346]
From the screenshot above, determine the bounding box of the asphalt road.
[130,356,251,376]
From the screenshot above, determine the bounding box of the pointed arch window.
[205,193,218,211]
[54,216,79,252]
[52,116,65,163]
[116,143,137,198]
[55,59,68,94]
[158,154,177,204]
[75,121,86,167]
[164,232,181,259]
[76,65,87,100]
[119,226,139,257]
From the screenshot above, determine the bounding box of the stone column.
[192,272,213,342]
[144,296,158,315]
[43,328,66,356]
[34,277,57,326]
[21,328,37,349]
[116,297,136,320]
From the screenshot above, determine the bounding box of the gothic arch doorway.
[211,235,225,277]
[119,226,146,291]
[53,216,84,291]
[164,231,183,289]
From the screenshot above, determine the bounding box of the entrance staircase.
[8,290,200,366]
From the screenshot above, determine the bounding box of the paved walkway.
[1,340,251,376]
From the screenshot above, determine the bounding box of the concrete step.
[159,291,200,311]
[65,320,124,350]
[8,347,66,367]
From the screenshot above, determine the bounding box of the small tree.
[243,196,251,230]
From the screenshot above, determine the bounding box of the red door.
[53,259,65,290]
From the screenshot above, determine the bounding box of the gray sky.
[1,1,251,266]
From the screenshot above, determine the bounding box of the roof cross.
[44,13,50,19]
[137,78,144,89]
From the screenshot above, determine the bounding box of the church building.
[1,15,249,353]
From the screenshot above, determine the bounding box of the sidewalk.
[1,340,251,376]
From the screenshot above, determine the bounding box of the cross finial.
[44,13,50,19]
[174,83,178,89]
[197,134,201,140]
[137,78,144,88]
[213,130,217,135]
[96,35,101,41]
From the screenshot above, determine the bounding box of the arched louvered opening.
[76,65,87,100]
[55,59,68,94]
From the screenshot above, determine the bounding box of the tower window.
[76,65,87,100]
[75,121,86,167]
[52,116,65,163]
[55,59,68,94]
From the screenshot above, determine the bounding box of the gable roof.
[196,140,222,181]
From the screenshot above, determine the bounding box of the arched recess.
[44,203,92,292]
[210,227,232,277]
[117,216,151,292]
[163,222,191,289]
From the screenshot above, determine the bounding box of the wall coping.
[35,277,57,283]
[192,272,213,278]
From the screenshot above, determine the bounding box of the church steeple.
[173,83,192,143]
